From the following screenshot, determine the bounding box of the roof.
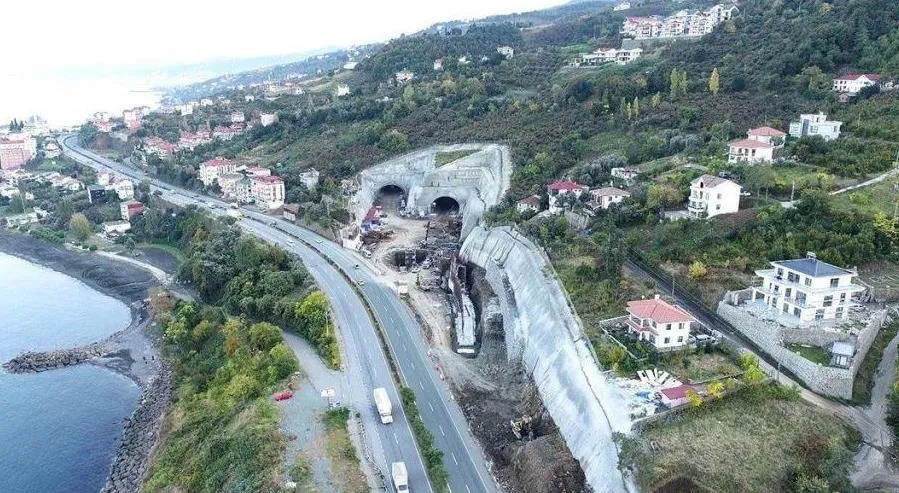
[364,207,380,222]
[692,174,738,189]
[660,385,694,401]
[831,341,855,357]
[547,179,588,192]
[835,73,879,81]
[593,187,631,197]
[627,298,695,324]
[728,138,774,149]
[772,258,853,278]
[747,126,786,137]
[122,200,144,207]
[518,194,541,206]
[202,157,232,168]
[283,203,300,213]
[253,175,284,184]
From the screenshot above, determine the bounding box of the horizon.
[1,0,563,126]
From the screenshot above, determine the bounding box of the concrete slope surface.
[461,226,633,493]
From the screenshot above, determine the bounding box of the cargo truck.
[391,462,409,492]
[373,387,393,424]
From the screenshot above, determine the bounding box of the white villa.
[516,194,542,214]
[688,175,740,218]
[574,47,642,66]
[832,74,879,94]
[547,179,589,214]
[746,126,786,147]
[589,187,630,210]
[789,113,842,141]
[625,296,694,351]
[750,253,865,326]
[728,138,775,164]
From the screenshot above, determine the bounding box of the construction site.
[351,145,596,492]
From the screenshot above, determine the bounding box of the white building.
[260,113,279,127]
[176,104,193,116]
[433,59,444,71]
[112,179,134,200]
[575,47,642,66]
[299,168,320,189]
[230,111,245,123]
[789,113,842,141]
[746,126,786,147]
[687,174,740,218]
[621,4,737,40]
[625,296,694,351]
[613,2,631,11]
[497,46,514,59]
[103,220,131,235]
[516,194,542,214]
[832,74,879,94]
[395,70,415,84]
[547,179,588,214]
[611,166,640,183]
[251,175,285,209]
[335,84,351,97]
[199,157,237,186]
[589,187,630,210]
[750,253,865,326]
[728,138,776,164]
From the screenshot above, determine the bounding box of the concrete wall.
[356,144,512,238]
[461,226,633,493]
[717,296,887,399]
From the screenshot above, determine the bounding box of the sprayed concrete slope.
[461,226,633,493]
[355,144,512,238]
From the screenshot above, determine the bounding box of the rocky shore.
[0,230,177,492]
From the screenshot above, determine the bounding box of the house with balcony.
[789,112,842,141]
[547,179,588,214]
[746,126,786,147]
[728,138,775,164]
[687,175,740,218]
[588,187,630,211]
[199,157,237,186]
[832,74,879,94]
[749,253,865,327]
[625,295,695,351]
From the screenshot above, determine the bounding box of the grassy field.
[858,259,899,302]
[658,350,741,384]
[321,408,367,493]
[786,343,831,366]
[640,385,859,493]
[853,320,899,405]
[434,149,477,167]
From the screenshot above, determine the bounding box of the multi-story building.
[687,174,740,218]
[199,157,237,186]
[746,126,786,147]
[728,138,776,164]
[625,295,694,350]
[750,253,865,325]
[621,4,737,40]
[395,70,415,84]
[789,112,842,141]
[832,74,879,94]
[497,46,514,59]
[547,179,588,214]
[0,137,36,169]
[251,175,285,209]
[217,173,245,199]
[123,109,141,129]
[230,111,245,123]
[119,200,145,220]
[260,113,278,127]
[575,48,643,66]
[144,137,177,158]
[589,187,631,210]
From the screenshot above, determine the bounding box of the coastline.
[0,229,174,492]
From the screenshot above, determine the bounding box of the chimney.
[807,251,817,259]
[654,294,660,300]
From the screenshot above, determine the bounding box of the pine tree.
[626,102,633,120]
[633,97,640,117]
[678,71,689,93]
[619,96,628,118]
[709,67,720,95]
[669,68,680,97]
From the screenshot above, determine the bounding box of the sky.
[5,0,561,75]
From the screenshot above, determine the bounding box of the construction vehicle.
[510,415,533,440]
[391,462,409,492]
[373,387,393,424]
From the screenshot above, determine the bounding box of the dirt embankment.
[446,265,588,493]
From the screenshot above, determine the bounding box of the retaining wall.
[461,226,633,493]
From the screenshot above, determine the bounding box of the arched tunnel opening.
[374,184,405,212]
[431,196,460,215]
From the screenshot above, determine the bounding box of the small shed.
[830,341,855,368]
[660,384,694,407]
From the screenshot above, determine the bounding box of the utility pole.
[790,179,796,203]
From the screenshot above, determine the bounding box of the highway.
[59,135,495,493]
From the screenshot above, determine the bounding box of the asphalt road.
[59,135,495,493]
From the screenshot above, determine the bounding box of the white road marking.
[393,432,399,444]
[439,425,445,437]
[419,379,425,390]
[465,485,471,493]
[411,361,416,370]
[402,343,407,352]
[428,402,435,412]
[451,452,459,465]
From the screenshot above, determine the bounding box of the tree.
[378,129,409,153]
[632,97,640,117]
[669,68,681,98]
[686,389,703,407]
[124,237,137,253]
[646,184,682,210]
[651,92,661,109]
[688,260,708,279]
[706,381,725,399]
[69,213,92,241]
[708,67,720,95]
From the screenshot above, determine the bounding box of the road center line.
[393,432,399,444]
[439,425,445,437]
[452,452,459,465]
[428,402,435,412]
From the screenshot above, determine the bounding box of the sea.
[0,252,140,492]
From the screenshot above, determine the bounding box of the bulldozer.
[510,415,534,440]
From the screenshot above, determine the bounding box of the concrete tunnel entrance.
[374,184,405,212]
[431,196,460,215]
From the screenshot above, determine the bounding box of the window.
[782,303,789,313]
[716,204,721,210]
[823,295,833,307]
[777,268,783,277]
[666,324,671,331]
[815,309,825,320]
[785,287,792,298]
[664,337,670,344]
[794,307,801,317]
[830,278,839,288]
[677,336,683,343]
[787,272,798,283]
[716,193,722,199]
[804,277,812,286]
[836,307,844,318]
[840,292,847,303]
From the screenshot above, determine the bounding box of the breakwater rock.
[101,364,173,493]
[2,343,109,373]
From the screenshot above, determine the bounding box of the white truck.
[391,462,409,493]
[373,387,393,424]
